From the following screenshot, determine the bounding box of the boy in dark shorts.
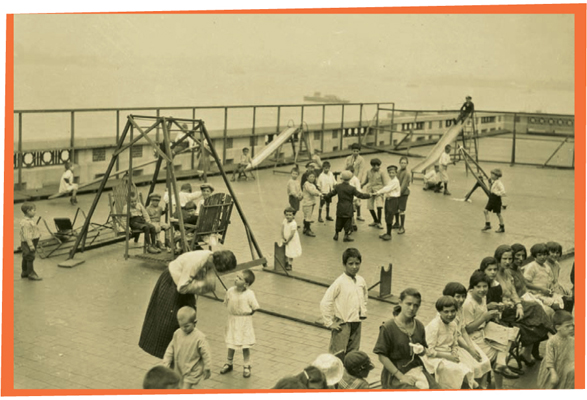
[396,156,410,234]
[375,165,401,241]
[481,169,506,233]
[323,171,371,242]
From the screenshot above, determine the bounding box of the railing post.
[511,113,517,165]
[321,105,325,152]
[276,105,281,133]
[17,112,23,190]
[389,103,394,146]
[156,109,160,143]
[374,104,380,146]
[251,106,257,157]
[223,107,228,166]
[340,104,345,150]
[70,111,75,164]
[116,110,120,173]
[191,108,196,170]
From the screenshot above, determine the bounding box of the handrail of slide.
[410,121,464,174]
[245,126,299,170]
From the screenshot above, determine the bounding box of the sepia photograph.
[3,3,584,394]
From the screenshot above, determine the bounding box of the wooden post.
[222,107,228,166]
[340,105,345,150]
[163,118,190,252]
[379,263,392,298]
[125,123,133,260]
[201,124,267,266]
[116,110,120,173]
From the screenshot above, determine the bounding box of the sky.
[13,12,576,113]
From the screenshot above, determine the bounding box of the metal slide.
[245,126,299,170]
[410,121,464,175]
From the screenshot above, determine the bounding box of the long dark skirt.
[138,269,196,358]
[502,300,554,346]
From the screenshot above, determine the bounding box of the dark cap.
[184,201,197,210]
[148,193,161,200]
[180,183,192,192]
[344,351,375,374]
[387,165,398,171]
[466,96,472,100]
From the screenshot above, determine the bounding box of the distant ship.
[303,92,350,104]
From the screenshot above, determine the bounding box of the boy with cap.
[454,96,475,125]
[482,168,506,233]
[323,171,371,242]
[438,144,452,196]
[374,165,401,241]
[339,351,375,389]
[123,194,161,254]
[146,193,170,251]
[345,143,365,183]
[300,161,320,189]
[362,158,385,229]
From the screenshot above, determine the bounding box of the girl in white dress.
[422,296,476,389]
[282,207,302,271]
[442,282,492,388]
[220,269,260,379]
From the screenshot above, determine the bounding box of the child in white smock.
[220,269,260,379]
[281,207,301,271]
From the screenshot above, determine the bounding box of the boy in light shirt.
[317,161,336,222]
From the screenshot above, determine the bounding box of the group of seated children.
[143,269,259,389]
[123,182,216,254]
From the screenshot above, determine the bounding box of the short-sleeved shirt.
[524,261,555,291]
[59,169,76,193]
[462,293,487,341]
[397,168,411,196]
[373,318,427,375]
[146,204,164,223]
[224,287,260,316]
[439,152,451,169]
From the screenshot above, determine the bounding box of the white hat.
[311,354,344,386]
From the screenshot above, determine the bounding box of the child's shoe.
[147,246,159,254]
[156,240,165,250]
[333,232,339,241]
[376,223,384,229]
[220,364,233,374]
[326,216,334,221]
[352,225,358,232]
[318,217,324,223]
[379,234,392,241]
[368,222,378,227]
[443,190,451,196]
[243,366,251,378]
[495,225,505,233]
[392,223,400,229]
[398,227,405,234]
[285,262,292,271]
[305,229,316,237]
[356,216,365,221]
[28,273,42,281]
[481,223,492,232]
[343,235,354,242]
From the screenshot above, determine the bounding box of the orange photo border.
[2,4,585,395]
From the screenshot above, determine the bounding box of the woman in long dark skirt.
[139,249,236,358]
[493,245,554,367]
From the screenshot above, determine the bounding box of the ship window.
[332,130,338,139]
[93,148,106,162]
[225,138,234,149]
[332,146,339,151]
[131,145,143,159]
[428,122,432,129]
[313,132,320,141]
